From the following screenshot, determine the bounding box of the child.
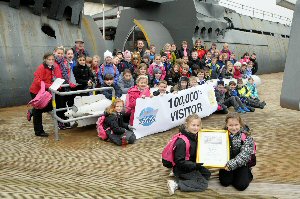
[142,54,150,67]
[150,68,163,87]
[203,51,212,66]
[240,62,247,79]
[189,76,199,87]
[101,74,122,100]
[197,69,206,85]
[98,50,120,86]
[193,39,207,60]
[73,55,95,92]
[230,53,237,65]
[245,61,253,78]
[148,54,166,80]
[133,63,150,84]
[221,61,235,79]
[91,55,100,79]
[28,52,58,137]
[178,41,191,58]
[149,44,156,62]
[188,50,203,76]
[126,75,151,126]
[153,80,169,96]
[85,56,93,68]
[207,57,221,79]
[167,63,181,86]
[120,50,134,74]
[246,77,259,100]
[171,43,180,60]
[131,51,141,71]
[118,69,134,94]
[219,112,254,191]
[167,114,211,195]
[170,76,189,93]
[233,62,242,79]
[180,64,191,78]
[237,79,266,109]
[161,53,172,73]
[182,55,189,65]
[65,49,76,71]
[103,99,136,146]
[225,85,251,112]
[204,67,211,81]
[214,80,247,114]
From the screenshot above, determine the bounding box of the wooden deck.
[0,72,299,198]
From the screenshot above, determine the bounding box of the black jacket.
[167,71,181,86]
[250,58,258,74]
[73,64,94,90]
[178,48,191,58]
[173,128,198,175]
[103,112,129,135]
[101,83,122,100]
[188,58,204,71]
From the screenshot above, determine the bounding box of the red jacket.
[29,64,58,94]
[126,85,151,126]
[234,66,242,79]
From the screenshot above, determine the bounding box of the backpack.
[241,132,257,167]
[96,115,113,140]
[28,81,52,109]
[162,133,190,168]
[100,64,117,78]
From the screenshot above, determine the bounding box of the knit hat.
[75,38,84,43]
[153,67,162,74]
[104,50,113,59]
[123,50,131,59]
[242,62,247,65]
[237,78,243,84]
[234,62,242,67]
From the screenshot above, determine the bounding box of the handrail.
[218,0,292,25]
[49,85,116,141]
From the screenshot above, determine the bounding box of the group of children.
[28,39,259,194]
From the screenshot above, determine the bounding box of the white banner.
[133,83,218,139]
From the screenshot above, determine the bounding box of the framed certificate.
[196,129,230,168]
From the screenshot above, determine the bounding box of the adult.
[28,53,58,137]
[134,39,145,57]
[220,43,232,59]
[250,53,258,74]
[178,41,191,58]
[72,38,89,61]
[193,39,207,60]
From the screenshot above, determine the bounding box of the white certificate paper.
[197,130,229,168]
[49,78,65,91]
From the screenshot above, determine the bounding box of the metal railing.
[218,0,292,25]
[49,85,115,141]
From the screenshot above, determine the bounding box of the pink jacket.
[148,63,166,80]
[126,85,151,125]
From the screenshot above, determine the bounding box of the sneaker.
[167,180,178,195]
[236,107,246,113]
[243,107,251,112]
[27,109,33,121]
[58,122,66,130]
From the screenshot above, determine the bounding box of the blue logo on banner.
[137,107,158,126]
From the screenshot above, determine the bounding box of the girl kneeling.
[219,113,254,191]
[167,114,211,195]
[104,99,136,146]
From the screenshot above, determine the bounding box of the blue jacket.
[98,64,120,85]
[101,83,122,100]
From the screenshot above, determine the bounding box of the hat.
[104,50,113,59]
[123,50,131,59]
[75,39,84,43]
[153,67,162,74]
[217,80,224,86]
[237,78,243,84]
[143,53,150,59]
[234,62,242,67]
[242,62,247,65]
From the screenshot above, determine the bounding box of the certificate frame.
[196,129,230,168]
